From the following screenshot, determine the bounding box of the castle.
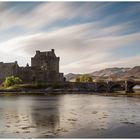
[0,49,65,83]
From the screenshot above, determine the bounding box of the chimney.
[51,49,54,53]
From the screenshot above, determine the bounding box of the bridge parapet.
[72,80,140,93]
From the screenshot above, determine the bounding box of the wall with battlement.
[0,50,65,83]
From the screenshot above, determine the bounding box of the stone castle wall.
[0,61,19,83]
[0,49,65,83]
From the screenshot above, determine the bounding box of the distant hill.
[65,66,140,81]
[123,66,140,78]
[90,67,130,77]
[64,73,81,82]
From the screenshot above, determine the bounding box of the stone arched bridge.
[71,80,140,93]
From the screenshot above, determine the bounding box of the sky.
[0,2,140,74]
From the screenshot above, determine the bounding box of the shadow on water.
[0,95,61,138]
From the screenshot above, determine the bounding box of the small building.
[0,49,65,83]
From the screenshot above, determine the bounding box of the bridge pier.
[106,81,112,93]
[94,82,98,92]
[125,80,134,93]
[125,80,129,93]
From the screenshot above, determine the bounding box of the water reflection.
[0,95,61,138]
[31,101,60,135]
[0,94,140,138]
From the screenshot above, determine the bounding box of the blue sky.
[0,2,140,74]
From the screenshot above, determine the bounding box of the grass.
[0,82,68,90]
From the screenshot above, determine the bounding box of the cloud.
[0,2,140,74]
[0,22,135,55]
[0,21,140,73]
[91,54,140,70]
[0,2,110,31]
[0,2,139,33]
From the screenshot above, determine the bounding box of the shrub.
[76,75,93,82]
[3,76,22,87]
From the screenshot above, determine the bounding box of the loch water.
[0,94,140,138]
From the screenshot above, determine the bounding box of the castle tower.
[31,49,60,82]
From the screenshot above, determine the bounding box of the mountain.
[124,66,140,78]
[90,67,130,77]
[65,66,140,81]
[65,73,81,82]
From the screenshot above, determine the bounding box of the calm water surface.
[0,94,140,138]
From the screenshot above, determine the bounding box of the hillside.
[90,67,130,77]
[124,66,140,78]
[65,66,140,81]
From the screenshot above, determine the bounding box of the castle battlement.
[0,49,65,83]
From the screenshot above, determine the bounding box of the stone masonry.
[0,49,65,83]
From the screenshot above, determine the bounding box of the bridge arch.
[110,83,125,92]
[133,85,140,93]
[128,83,140,93]
[96,83,108,92]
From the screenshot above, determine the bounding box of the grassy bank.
[0,82,69,90]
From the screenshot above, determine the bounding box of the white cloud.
[0,21,140,74]
[91,54,140,70]
[0,2,140,74]
[0,2,110,31]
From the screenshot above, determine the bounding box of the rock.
[67,118,77,121]
[121,122,135,125]
[92,111,98,114]
[24,131,30,133]
[6,125,10,128]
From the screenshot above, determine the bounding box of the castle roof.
[35,49,56,58]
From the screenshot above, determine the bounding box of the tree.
[76,76,80,82]
[3,76,22,87]
[88,76,93,82]
[76,75,93,82]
